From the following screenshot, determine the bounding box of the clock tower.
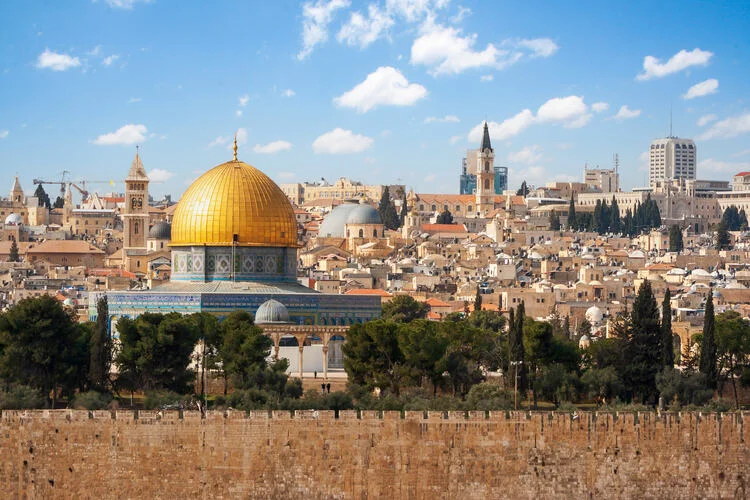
[475,121,495,215]
[123,149,150,272]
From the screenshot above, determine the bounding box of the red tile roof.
[345,289,393,297]
[421,223,468,233]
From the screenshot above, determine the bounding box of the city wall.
[0,409,746,499]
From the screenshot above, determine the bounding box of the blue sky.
[0,0,749,201]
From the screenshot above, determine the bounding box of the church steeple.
[127,147,149,181]
[10,176,24,203]
[481,121,493,152]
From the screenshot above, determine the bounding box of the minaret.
[475,122,495,215]
[123,148,150,271]
[10,176,24,203]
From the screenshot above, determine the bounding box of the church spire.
[126,147,148,181]
[481,121,493,152]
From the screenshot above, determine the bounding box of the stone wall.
[0,410,746,499]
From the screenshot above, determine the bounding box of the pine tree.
[661,289,674,368]
[626,279,662,403]
[549,210,560,230]
[474,285,483,312]
[53,196,65,209]
[567,197,577,230]
[8,239,19,262]
[509,302,527,393]
[516,181,529,197]
[699,290,718,388]
[600,199,610,234]
[34,184,51,209]
[436,209,454,224]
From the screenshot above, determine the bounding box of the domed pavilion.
[95,141,381,378]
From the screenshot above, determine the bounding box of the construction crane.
[33,177,117,203]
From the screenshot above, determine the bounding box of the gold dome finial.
[232,133,238,161]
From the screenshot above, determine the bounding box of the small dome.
[318,201,360,238]
[628,250,645,258]
[4,213,22,226]
[346,204,381,225]
[148,221,172,240]
[255,299,290,324]
[579,335,591,348]
[63,298,76,307]
[691,269,711,277]
[586,306,603,324]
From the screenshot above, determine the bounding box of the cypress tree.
[34,184,51,209]
[8,239,19,262]
[511,302,527,393]
[474,285,483,312]
[88,296,112,390]
[567,197,577,230]
[626,279,661,403]
[399,192,408,225]
[549,210,560,230]
[377,186,399,230]
[669,225,683,252]
[661,289,674,368]
[593,200,602,234]
[699,290,718,388]
[610,196,621,234]
[716,221,730,250]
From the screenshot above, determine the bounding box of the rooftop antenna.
[669,106,673,138]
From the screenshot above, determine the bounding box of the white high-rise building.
[648,137,696,188]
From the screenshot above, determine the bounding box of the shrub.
[143,390,191,410]
[0,384,44,409]
[466,382,513,410]
[72,391,113,410]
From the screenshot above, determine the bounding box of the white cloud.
[592,102,609,113]
[636,48,713,81]
[386,0,448,22]
[449,134,463,145]
[102,0,151,8]
[233,128,248,148]
[313,128,373,154]
[536,95,590,127]
[253,140,293,154]
[281,89,295,97]
[0,130,8,139]
[92,124,147,145]
[451,6,471,23]
[480,74,493,82]
[697,112,750,140]
[468,110,535,143]
[102,54,119,67]
[87,45,102,57]
[147,169,174,182]
[697,114,717,127]
[235,110,243,117]
[35,49,81,71]
[699,158,750,174]
[128,97,142,104]
[238,94,250,106]
[410,22,557,76]
[516,38,559,58]
[683,78,719,99]
[333,66,427,112]
[297,0,351,60]
[612,105,641,121]
[424,174,437,182]
[337,4,394,48]
[507,145,543,165]
[208,136,228,148]
[424,114,459,124]
[732,149,750,158]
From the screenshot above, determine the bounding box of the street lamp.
[510,360,523,410]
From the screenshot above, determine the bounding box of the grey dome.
[318,201,360,238]
[346,204,381,225]
[255,299,290,324]
[148,221,172,239]
[4,213,22,226]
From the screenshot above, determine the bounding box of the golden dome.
[171,159,297,247]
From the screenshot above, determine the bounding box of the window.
[134,222,139,234]
[484,179,489,189]
[485,161,489,172]
[358,229,363,238]
[373,229,377,237]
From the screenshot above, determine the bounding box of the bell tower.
[123,148,150,272]
[475,122,495,215]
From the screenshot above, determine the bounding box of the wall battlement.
[1,410,746,498]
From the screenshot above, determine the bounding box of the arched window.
[134,221,139,234]
[346,229,350,238]
[484,179,490,189]
[485,161,489,172]
[373,229,377,237]
[358,229,363,238]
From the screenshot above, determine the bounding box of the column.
[273,333,280,361]
[322,344,329,381]
[298,345,304,379]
